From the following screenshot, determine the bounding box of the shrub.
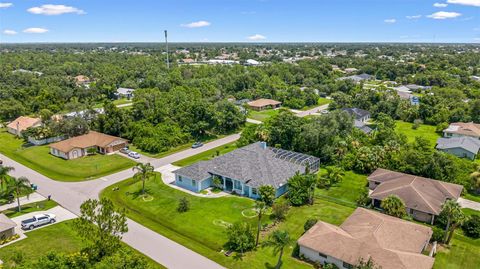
[412,119,423,130]
[225,222,255,253]
[356,188,371,207]
[177,197,190,213]
[462,214,480,238]
[272,202,289,222]
[304,219,318,232]
[432,227,446,243]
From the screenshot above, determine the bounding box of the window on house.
[318,252,327,259]
[252,188,257,195]
[192,180,196,186]
[343,262,353,269]
[178,176,183,182]
[234,180,242,190]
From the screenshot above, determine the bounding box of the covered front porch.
[215,175,256,198]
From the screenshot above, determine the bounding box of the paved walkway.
[0,192,46,212]
[246,118,262,124]
[458,197,480,211]
[0,134,238,269]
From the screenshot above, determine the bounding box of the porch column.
[223,176,226,190]
[430,214,435,225]
[241,183,244,196]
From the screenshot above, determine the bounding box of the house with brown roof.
[0,213,17,239]
[49,131,128,160]
[443,122,480,139]
[368,168,463,224]
[74,75,91,86]
[247,98,282,111]
[298,208,434,269]
[7,116,42,136]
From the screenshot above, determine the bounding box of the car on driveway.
[21,214,56,230]
[120,147,131,154]
[128,151,141,159]
[191,142,203,148]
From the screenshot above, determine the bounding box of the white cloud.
[406,15,422,19]
[427,11,462,19]
[447,0,480,7]
[433,2,449,7]
[27,4,85,15]
[2,29,17,35]
[23,27,49,34]
[247,34,266,41]
[0,2,12,8]
[384,18,396,23]
[181,20,211,28]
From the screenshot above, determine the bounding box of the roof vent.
[260,141,267,149]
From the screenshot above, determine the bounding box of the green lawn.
[248,109,280,122]
[0,220,164,268]
[463,192,480,203]
[172,142,239,167]
[316,169,368,206]
[395,120,441,146]
[434,234,480,269]
[317,97,332,106]
[101,173,354,269]
[2,199,58,218]
[0,130,136,182]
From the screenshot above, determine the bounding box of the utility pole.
[164,30,170,69]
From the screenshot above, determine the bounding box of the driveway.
[11,205,77,233]
[458,197,480,211]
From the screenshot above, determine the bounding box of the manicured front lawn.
[463,192,480,203]
[434,234,480,269]
[248,109,280,122]
[317,97,332,106]
[172,142,239,167]
[395,120,441,146]
[2,199,58,218]
[316,169,368,206]
[0,220,164,268]
[101,173,355,269]
[0,130,136,182]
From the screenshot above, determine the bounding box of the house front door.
[225,178,233,192]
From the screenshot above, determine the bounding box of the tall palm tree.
[0,165,14,188]
[441,200,464,244]
[7,176,31,212]
[255,200,267,247]
[132,163,154,195]
[263,230,292,269]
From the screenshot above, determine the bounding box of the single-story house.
[443,122,480,139]
[247,99,282,111]
[116,87,135,99]
[74,75,91,86]
[0,213,16,240]
[336,73,374,83]
[436,137,480,160]
[173,142,320,199]
[245,59,260,66]
[49,131,128,160]
[7,116,42,136]
[354,120,373,134]
[368,168,463,224]
[298,207,434,269]
[406,84,432,91]
[393,85,412,93]
[342,108,371,122]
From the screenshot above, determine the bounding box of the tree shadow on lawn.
[127,187,154,200]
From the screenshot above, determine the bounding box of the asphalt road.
[0,134,240,269]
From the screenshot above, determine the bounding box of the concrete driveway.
[11,205,77,233]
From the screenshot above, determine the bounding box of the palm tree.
[263,230,292,269]
[7,176,31,212]
[0,165,14,188]
[132,163,154,195]
[325,166,345,185]
[441,200,464,244]
[255,200,267,247]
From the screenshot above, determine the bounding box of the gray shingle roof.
[354,120,373,134]
[174,142,319,188]
[436,137,480,155]
[343,108,371,120]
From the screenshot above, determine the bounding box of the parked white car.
[128,151,141,159]
[21,213,56,230]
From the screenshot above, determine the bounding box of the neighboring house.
[116,87,135,99]
[471,75,480,82]
[354,120,373,134]
[393,85,412,93]
[247,99,282,111]
[336,73,374,83]
[245,59,260,66]
[406,84,432,91]
[436,137,480,160]
[298,207,434,269]
[344,67,358,73]
[443,122,480,139]
[74,75,91,86]
[7,116,42,136]
[342,108,371,122]
[49,131,128,160]
[0,213,16,240]
[368,168,463,224]
[173,142,320,198]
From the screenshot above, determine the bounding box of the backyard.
[434,234,480,269]
[172,142,239,167]
[248,109,280,122]
[0,220,164,268]
[0,130,136,182]
[101,173,354,269]
[395,120,441,146]
[316,169,368,206]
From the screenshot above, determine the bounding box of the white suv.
[21,214,56,230]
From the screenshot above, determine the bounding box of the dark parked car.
[191,142,203,148]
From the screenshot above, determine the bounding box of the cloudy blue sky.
[0,0,479,43]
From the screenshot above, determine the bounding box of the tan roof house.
[49,131,128,160]
[74,75,91,85]
[0,213,17,240]
[7,116,42,136]
[247,98,282,111]
[368,168,463,224]
[443,122,480,139]
[298,208,434,269]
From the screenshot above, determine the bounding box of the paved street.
[0,134,239,269]
[295,103,330,117]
